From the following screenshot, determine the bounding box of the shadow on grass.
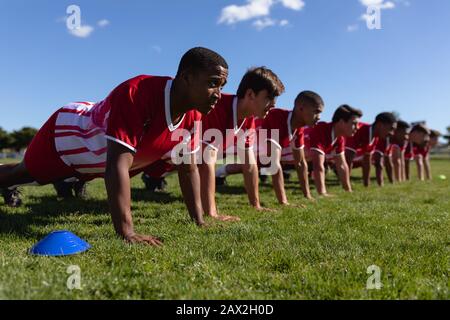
[0,187,183,239]
[0,195,109,239]
[130,187,183,204]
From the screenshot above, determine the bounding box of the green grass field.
[0,158,449,300]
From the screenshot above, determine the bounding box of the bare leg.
[0,161,35,188]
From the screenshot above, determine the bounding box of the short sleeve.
[309,126,325,154]
[105,82,146,152]
[335,136,346,154]
[292,127,305,150]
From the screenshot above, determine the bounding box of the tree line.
[0,127,38,152]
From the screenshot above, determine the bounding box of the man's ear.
[245,88,256,100]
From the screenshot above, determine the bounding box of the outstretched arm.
[335,153,352,192]
[198,146,240,221]
[373,152,385,187]
[105,140,162,246]
[362,153,372,187]
[293,147,312,200]
[269,145,288,205]
[241,148,263,209]
[178,153,205,226]
[312,151,328,196]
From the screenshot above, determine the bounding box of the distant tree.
[0,127,13,150]
[444,126,450,146]
[10,127,38,152]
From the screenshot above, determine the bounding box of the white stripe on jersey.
[54,102,109,172]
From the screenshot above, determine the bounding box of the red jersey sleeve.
[292,127,305,150]
[335,136,346,154]
[309,124,326,154]
[262,111,282,150]
[105,79,148,152]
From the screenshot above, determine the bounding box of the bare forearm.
[336,163,352,192]
[297,161,311,198]
[105,165,134,238]
[243,163,260,208]
[362,156,371,187]
[314,166,327,195]
[178,164,205,225]
[424,158,431,180]
[416,158,424,181]
[272,167,287,204]
[198,163,217,216]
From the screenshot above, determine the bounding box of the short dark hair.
[396,120,410,130]
[430,129,441,138]
[176,47,228,77]
[236,66,285,99]
[375,112,397,125]
[294,91,324,108]
[332,104,363,123]
[410,123,430,135]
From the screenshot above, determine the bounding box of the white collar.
[165,80,186,132]
[331,124,337,145]
[369,125,375,144]
[233,96,246,134]
[287,111,296,141]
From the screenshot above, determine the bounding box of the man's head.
[176,47,229,115]
[429,129,441,148]
[237,66,285,119]
[393,120,411,145]
[332,104,363,137]
[409,123,431,145]
[374,112,397,139]
[293,91,324,127]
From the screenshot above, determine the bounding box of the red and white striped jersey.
[54,75,201,179]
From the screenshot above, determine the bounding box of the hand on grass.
[211,214,241,222]
[124,233,163,246]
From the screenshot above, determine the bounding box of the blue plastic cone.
[30,230,91,256]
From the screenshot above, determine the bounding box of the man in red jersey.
[258,91,324,204]
[0,47,229,246]
[388,120,410,183]
[345,112,397,187]
[142,67,286,219]
[405,124,431,181]
[408,127,439,181]
[305,105,362,196]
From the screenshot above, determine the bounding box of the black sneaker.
[53,181,74,199]
[73,181,88,199]
[2,187,22,207]
[158,178,168,192]
[142,174,167,192]
[259,174,268,184]
[282,170,291,181]
[215,176,227,186]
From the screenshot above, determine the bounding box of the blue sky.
[1,0,449,137]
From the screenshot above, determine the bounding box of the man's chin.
[199,105,215,115]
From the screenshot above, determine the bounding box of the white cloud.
[279,19,289,27]
[97,19,110,27]
[253,17,277,30]
[68,25,94,38]
[218,0,304,29]
[360,0,395,10]
[218,0,274,25]
[280,0,305,10]
[152,45,162,54]
[347,24,359,32]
